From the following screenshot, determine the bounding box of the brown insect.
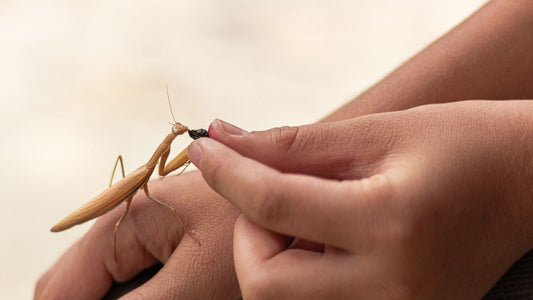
[51,88,208,261]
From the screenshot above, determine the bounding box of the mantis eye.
[172,125,179,134]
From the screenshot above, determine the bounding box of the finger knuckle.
[268,126,301,154]
[355,174,402,246]
[208,157,227,194]
[252,181,283,227]
[368,175,417,247]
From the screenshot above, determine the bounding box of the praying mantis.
[51,89,208,261]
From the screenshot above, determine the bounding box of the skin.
[190,106,533,299]
[35,172,241,299]
[35,0,533,298]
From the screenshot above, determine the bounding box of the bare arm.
[324,0,533,121]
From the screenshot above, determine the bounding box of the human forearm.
[324,0,533,121]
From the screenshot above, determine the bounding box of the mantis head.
[171,122,188,135]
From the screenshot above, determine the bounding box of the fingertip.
[188,137,226,169]
[187,140,204,167]
[209,119,248,138]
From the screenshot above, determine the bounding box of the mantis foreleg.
[158,147,190,177]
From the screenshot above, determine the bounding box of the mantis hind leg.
[114,196,132,262]
[142,184,200,245]
[109,155,126,187]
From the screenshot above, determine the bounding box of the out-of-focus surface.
[0,0,488,298]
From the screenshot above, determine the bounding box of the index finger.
[189,137,385,249]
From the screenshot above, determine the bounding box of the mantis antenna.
[165,85,177,124]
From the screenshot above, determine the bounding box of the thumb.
[207,118,395,180]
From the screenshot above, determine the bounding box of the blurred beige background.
[0,0,488,298]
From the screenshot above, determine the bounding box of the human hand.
[189,101,533,299]
[35,171,241,299]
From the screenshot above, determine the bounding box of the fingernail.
[212,119,247,136]
[187,140,203,166]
